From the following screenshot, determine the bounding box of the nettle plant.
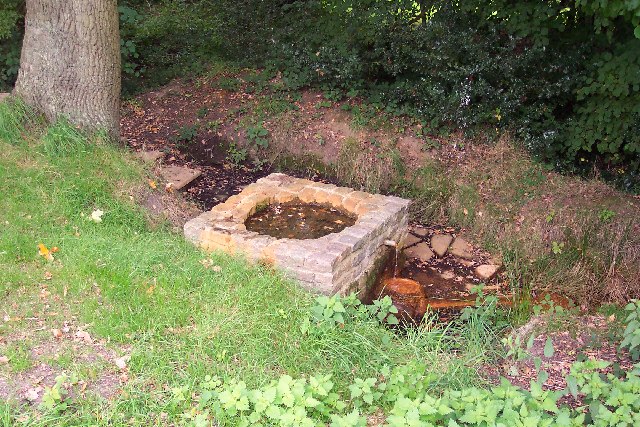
[621,299,640,361]
[166,295,640,426]
[301,293,399,334]
[246,122,270,148]
[174,359,640,427]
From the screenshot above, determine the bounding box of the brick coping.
[184,173,411,295]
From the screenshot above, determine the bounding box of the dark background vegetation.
[1,0,639,190]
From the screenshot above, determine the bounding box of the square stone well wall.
[184,173,411,295]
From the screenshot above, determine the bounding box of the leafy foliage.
[2,1,639,188]
[167,358,640,426]
[211,0,640,190]
[621,300,640,361]
[0,0,22,91]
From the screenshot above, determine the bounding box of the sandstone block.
[449,237,474,260]
[430,234,453,257]
[404,242,434,261]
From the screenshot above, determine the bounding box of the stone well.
[184,173,411,295]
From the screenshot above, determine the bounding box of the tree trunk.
[14,0,121,137]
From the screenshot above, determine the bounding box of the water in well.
[245,201,356,240]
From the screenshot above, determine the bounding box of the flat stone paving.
[185,173,411,295]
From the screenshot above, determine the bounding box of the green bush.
[212,0,640,191]
[0,0,23,91]
[2,0,639,189]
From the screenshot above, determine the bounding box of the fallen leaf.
[51,246,59,253]
[0,356,9,364]
[165,182,174,193]
[148,180,157,189]
[75,330,92,343]
[24,387,41,402]
[90,209,104,223]
[52,328,63,339]
[38,243,54,262]
[115,355,131,370]
[44,271,53,280]
[146,285,155,295]
[212,265,222,273]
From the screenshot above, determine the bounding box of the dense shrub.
[212,0,640,190]
[2,0,638,189]
[0,0,23,91]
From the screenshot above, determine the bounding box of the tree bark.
[13,0,121,137]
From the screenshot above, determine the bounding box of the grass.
[0,100,504,425]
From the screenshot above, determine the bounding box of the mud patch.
[0,323,127,404]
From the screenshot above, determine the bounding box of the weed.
[207,119,223,131]
[551,241,565,255]
[316,100,332,109]
[598,208,616,222]
[620,300,640,361]
[227,141,247,165]
[40,374,68,413]
[246,122,269,148]
[173,124,199,143]
[213,76,242,91]
[196,107,209,119]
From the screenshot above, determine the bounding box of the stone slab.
[401,234,422,248]
[430,234,453,257]
[403,242,434,261]
[449,237,474,260]
[184,173,411,295]
[160,165,201,190]
[135,150,165,163]
[475,264,500,281]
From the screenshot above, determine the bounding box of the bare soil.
[484,314,633,398]
[0,317,127,404]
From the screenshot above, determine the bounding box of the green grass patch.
[0,105,504,424]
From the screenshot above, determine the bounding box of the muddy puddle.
[245,201,356,239]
